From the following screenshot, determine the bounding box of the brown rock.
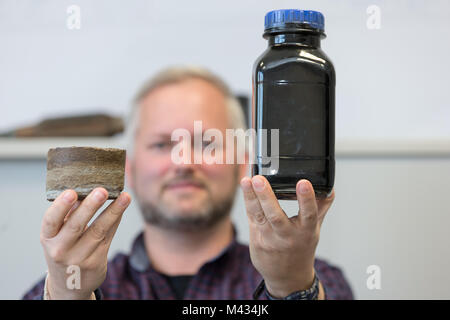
[46,147,126,201]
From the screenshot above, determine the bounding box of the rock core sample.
[46,147,126,201]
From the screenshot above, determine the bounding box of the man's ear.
[125,155,135,190]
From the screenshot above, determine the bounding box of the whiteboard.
[1,0,449,140]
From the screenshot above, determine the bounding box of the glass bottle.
[252,9,335,199]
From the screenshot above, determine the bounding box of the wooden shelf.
[0,136,127,159]
[0,137,449,159]
[335,138,450,157]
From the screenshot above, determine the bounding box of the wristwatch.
[253,272,321,300]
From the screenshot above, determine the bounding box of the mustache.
[163,177,207,189]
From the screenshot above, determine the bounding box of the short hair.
[125,65,247,159]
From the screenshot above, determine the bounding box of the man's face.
[126,78,244,231]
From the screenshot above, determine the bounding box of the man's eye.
[202,141,213,148]
[149,142,170,149]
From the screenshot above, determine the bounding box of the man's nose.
[173,161,197,175]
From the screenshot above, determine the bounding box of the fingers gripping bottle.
[252,9,335,200]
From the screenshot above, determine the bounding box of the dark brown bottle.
[252,9,335,200]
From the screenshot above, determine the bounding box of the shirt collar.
[129,226,239,273]
[129,232,150,272]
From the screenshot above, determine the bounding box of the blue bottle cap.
[264,9,325,32]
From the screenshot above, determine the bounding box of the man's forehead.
[138,122,224,139]
[136,81,229,134]
[139,78,227,107]
[135,112,231,141]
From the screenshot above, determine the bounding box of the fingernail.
[93,189,107,201]
[252,177,264,191]
[63,190,75,203]
[299,180,309,194]
[240,177,252,189]
[119,193,130,207]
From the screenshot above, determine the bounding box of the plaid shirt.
[22,230,354,300]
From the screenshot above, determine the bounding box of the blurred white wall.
[1,0,450,139]
[1,0,450,299]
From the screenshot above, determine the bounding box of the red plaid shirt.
[23,230,354,300]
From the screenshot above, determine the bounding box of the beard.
[133,168,239,232]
